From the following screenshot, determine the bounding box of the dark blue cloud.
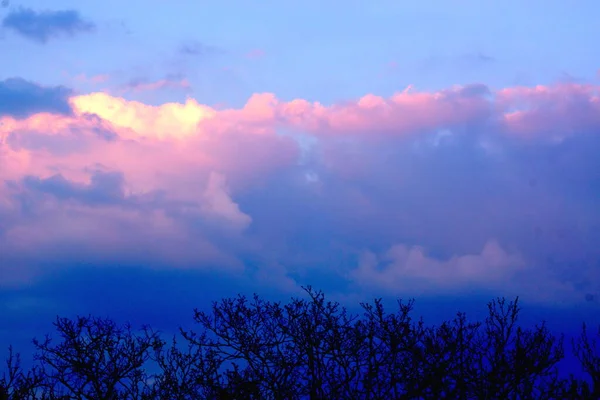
[16,171,191,214]
[22,171,126,206]
[1,7,94,43]
[0,78,72,117]
[179,40,223,56]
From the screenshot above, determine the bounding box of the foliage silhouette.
[1,287,599,399]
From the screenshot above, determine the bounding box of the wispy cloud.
[179,40,223,57]
[1,7,95,43]
[121,74,192,94]
[420,51,496,73]
[73,74,110,85]
[245,49,266,59]
[461,51,495,63]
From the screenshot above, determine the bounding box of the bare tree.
[180,287,357,399]
[573,322,600,397]
[0,346,45,399]
[458,297,565,399]
[32,316,162,400]
[149,333,225,399]
[1,290,597,399]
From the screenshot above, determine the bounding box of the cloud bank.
[1,79,599,304]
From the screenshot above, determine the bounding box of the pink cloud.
[0,89,298,277]
[497,84,600,137]
[278,82,600,139]
[349,240,582,303]
[1,90,300,197]
[347,239,583,303]
[351,240,525,292]
[73,73,110,84]
[2,79,600,298]
[2,81,598,205]
[200,172,252,232]
[71,92,216,139]
[0,203,241,276]
[9,80,592,145]
[245,49,266,59]
[277,84,494,136]
[0,80,593,194]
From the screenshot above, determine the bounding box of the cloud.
[22,171,126,207]
[277,84,493,136]
[0,78,72,118]
[496,84,600,137]
[350,240,526,294]
[179,40,223,56]
[0,171,246,288]
[1,7,95,43]
[246,49,266,59]
[73,74,109,85]
[460,51,495,64]
[121,74,192,94]
[200,172,252,232]
[0,80,599,304]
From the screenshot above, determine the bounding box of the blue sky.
[4,0,600,105]
[1,0,600,369]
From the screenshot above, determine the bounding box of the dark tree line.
[1,287,599,399]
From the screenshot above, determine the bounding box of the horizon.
[1,0,600,379]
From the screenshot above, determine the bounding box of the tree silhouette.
[572,323,600,398]
[1,287,599,399]
[0,346,44,399]
[30,316,162,399]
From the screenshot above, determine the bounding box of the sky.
[1,0,600,360]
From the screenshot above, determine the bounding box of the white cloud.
[201,172,252,232]
[350,239,525,295]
